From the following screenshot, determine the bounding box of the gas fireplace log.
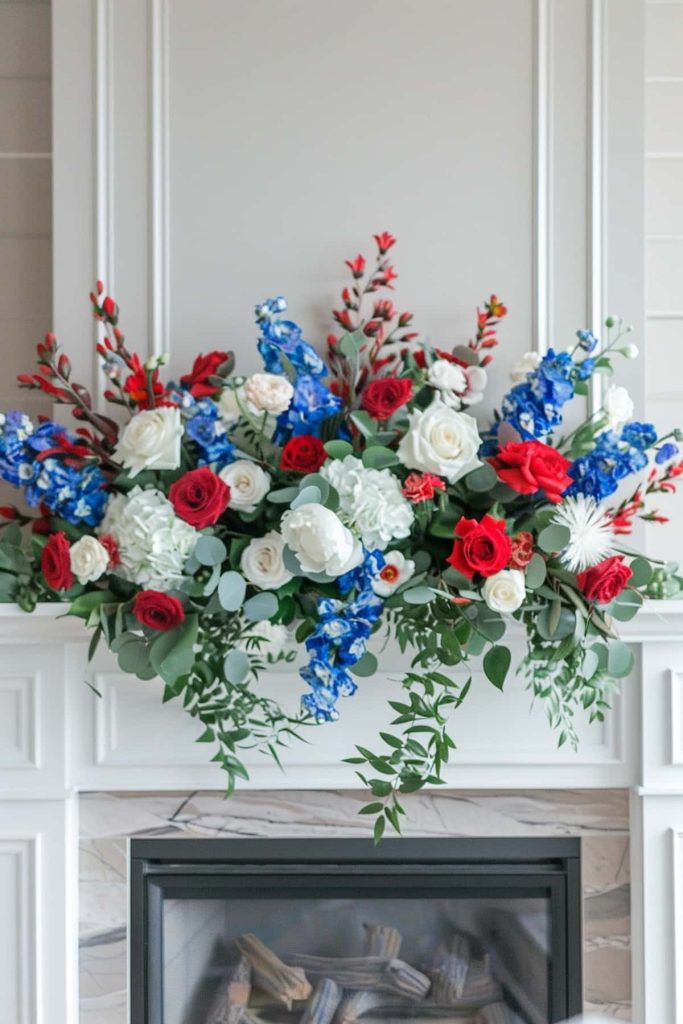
[236,934,313,1010]
[207,956,252,1024]
[300,978,342,1024]
[474,1003,514,1024]
[334,990,413,1024]
[285,955,431,1000]
[430,938,501,1008]
[363,925,402,959]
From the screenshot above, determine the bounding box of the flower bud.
[96,279,104,295]
[621,344,639,359]
[605,315,616,329]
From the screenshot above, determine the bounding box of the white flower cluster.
[98,486,197,591]
[398,397,482,483]
[322,455,414,550]
[427,359,487,408]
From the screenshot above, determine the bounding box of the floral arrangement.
[1,232,681,838]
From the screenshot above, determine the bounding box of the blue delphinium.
[568,421,657,501]
[656,442,679,464]
[500,348,576,440]
[184,398,234,469]
[0,413,108,526]
[300,550,385,722]
[576,329,599,353]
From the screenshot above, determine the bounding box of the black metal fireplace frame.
[129,837,582,1024]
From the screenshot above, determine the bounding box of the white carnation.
[114,407,183,477]
[281,502,363,577]
[602,385,634,432]
[240,531,293,590]
[397,397,482,484]
[322,455,414,550]
[482,569,526,613]
[243,372,294,414]
[69,536,110,585]
[219,460,271,512]
[97,486,197,591]
[510,351,541,383]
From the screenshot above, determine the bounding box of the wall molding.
[0,674,39,770]
[533,0,553,355]
[588,0,607,415]
[0,836,37,1024]
[149,0,171,359]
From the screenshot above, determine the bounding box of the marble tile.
[79,789,632,1023]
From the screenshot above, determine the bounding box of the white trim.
[672,827,683,1021]
[589,0,607,416]
[670,670,683,765]
[94,0,115,301]
[149,0,171,359]
[533,0,553,355]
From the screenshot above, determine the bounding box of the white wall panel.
[0,838,35,1024]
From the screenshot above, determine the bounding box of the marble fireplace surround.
[79,788,631,1023]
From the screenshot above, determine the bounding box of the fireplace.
[130,837,582,1024]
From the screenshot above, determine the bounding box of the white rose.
[603,385,634,431]
[397,397,482,484]
[114,407,183,477]
[510,351,541,383]
[240,531,293,590]
[281,502,363,577]
[243,372,294,414]
[372,550,416,597]
[69,536,110,585]
[321,455,414,550]
[482,569,526,613]
[219,460,271,512]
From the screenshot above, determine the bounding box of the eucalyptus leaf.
[194,535,227,567]
[607,639,634,678]
[324,440,353,460]
[629,556,653,588]
[537,524,571,553]
[350,651,379,677]
[403,586,435,605]
[267,486,300,504]
[224,648,251,684]
[291,485,322,509]
[465,463,498,493]
[217,571,247,612]
[361,447,399,470]
[243,591,279,622]
[525,553,547,590]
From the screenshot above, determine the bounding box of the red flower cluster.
[280,436,327,474]
[180,351,231,398]
[133,591,185,631]
[169,467,230,529]
[510,531,534,569]
[447,516,511,579]
[577,556,632,605]
[361,377,412,420]
[489,441,572,504]
[402,472,446,503]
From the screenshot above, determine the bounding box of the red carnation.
[447,515,512,580]
[489,440,572,504]
[41,532,73,591]
[280,436,327,474]
[577,556,633,605]
[99,533,121,569]
[180,351,231,398]
[510,531,535,569]
[169,467,230,529]
[132,590,185,632]
[361,377,412,420]
[402,472,446,503]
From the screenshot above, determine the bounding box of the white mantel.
[1,601,683,1021]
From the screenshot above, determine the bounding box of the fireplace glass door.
[130,838,582,1024]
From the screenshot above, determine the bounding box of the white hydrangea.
[322,455,414,550]
[97,486,198,591]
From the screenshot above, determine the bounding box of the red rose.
[489,441,572,504]
[41,532,73,590]
[447,515,512,579]
[180,351,231,398]
[510,531,535,569]
[280,436,327,474]
[577,556,633,605]
[361,377,413,420]
[132,590,185,631]
[168,467,230,528]
[402,472,446,503]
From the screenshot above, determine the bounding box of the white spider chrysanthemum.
[552,495,614,573]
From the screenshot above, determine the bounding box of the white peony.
[602,385,634,432]
[243,372,294,415]
[97,486,197,591]
[482,569,526,613]
[428,359,487,408]
[219,460,271,512]
[281,502,363,577]
[510,351,541,383]
[240,531,293,590]
[322,455,414,550]
[397,397,482,484]
[114,407,183,477]
[69,536,110,585]
[372,550,416,597]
